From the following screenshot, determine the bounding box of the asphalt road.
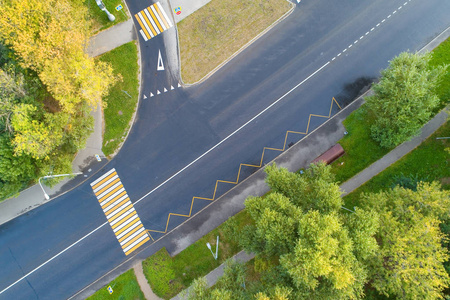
[1,0,449,299]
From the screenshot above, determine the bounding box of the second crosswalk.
[135,2,173,41]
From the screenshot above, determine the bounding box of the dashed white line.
[332,57,336,61]
[348,44,352,48]
[354,40,358,44]
[382,19,386,23]
[371,27,375,31]
[387,14,391,18]
[360,36,364,40]
[337,53,342,57]
[398,6,402,9]
[365,31,369,35]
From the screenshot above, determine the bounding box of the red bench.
[312,144,345,165]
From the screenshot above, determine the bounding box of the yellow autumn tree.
[0,0,116,113]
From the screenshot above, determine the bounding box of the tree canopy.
[365,52,447,148]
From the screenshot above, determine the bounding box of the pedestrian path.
[90,168,151,256]
[135,2,173,42]
[134,262,163,300]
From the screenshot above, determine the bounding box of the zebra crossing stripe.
[91,168,150,255]
[134,2,173,42]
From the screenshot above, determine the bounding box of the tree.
[365,52,447,148]
[362,182,450,299]
[0,0,117,113]
[239,163,379,299]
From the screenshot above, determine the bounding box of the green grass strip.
[98,42,139,157]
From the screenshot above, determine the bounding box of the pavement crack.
[8,247,40,299]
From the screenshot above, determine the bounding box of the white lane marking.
[143,94,148,99]
[348,44,352,48]
[337,53,341,57]
[332,57,336,61]
[382,19,386,23]
[133,60,330,207]
[0,222,108,295]
[371,27,375,31]
[365,31,369,35]
[404,1,407,5]
[354,40,358,44]
[398,6,402,9]
[343,48,347,52]
[150,93,154,97]
[360,36,364,40]
[387,14,391,18]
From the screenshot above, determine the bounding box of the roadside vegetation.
[87,269,145,300]
[83,0,129,34]
[331,41,450,183]
[187,163,450,299]
[142,210,252,299]
[98,42,139,157]
[0,0,118,200]
[177,0,293,83]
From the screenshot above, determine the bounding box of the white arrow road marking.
[164,88,168,92]
[150,92,154,97]
[170,85,174,90]
[178,83,181,87]
[157,50,164,71]
[157,90,161,95]
[143,95,147,99]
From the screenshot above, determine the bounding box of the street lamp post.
[95,0,115,22]
[206,235,219,260]
[38,172,83,200]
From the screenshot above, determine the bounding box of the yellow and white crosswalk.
[91,169,150,256]
[134,2,173,41]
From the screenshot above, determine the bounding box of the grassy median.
[178,0,292,83]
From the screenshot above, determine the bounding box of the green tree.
[366,52,447,148]
[239,163,379,299]
[362,182,450,299]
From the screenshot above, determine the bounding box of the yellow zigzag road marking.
[148,97,342,234]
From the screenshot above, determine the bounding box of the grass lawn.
[178,0,292,83]
[98,42,139,157]
[330,106,391,184]
[86,269,145,300]
[142,210,251,299]
[83,0,129,34]
[344,120,450,207]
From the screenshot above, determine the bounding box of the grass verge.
[86,269,145,300]
[83,0,129,34]
[98,41,139,157]
[178,0,292,83]
[343,120,449,207]
[143,210,251,299]
[330,106,390,184]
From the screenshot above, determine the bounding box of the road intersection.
[0,0,449,299]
